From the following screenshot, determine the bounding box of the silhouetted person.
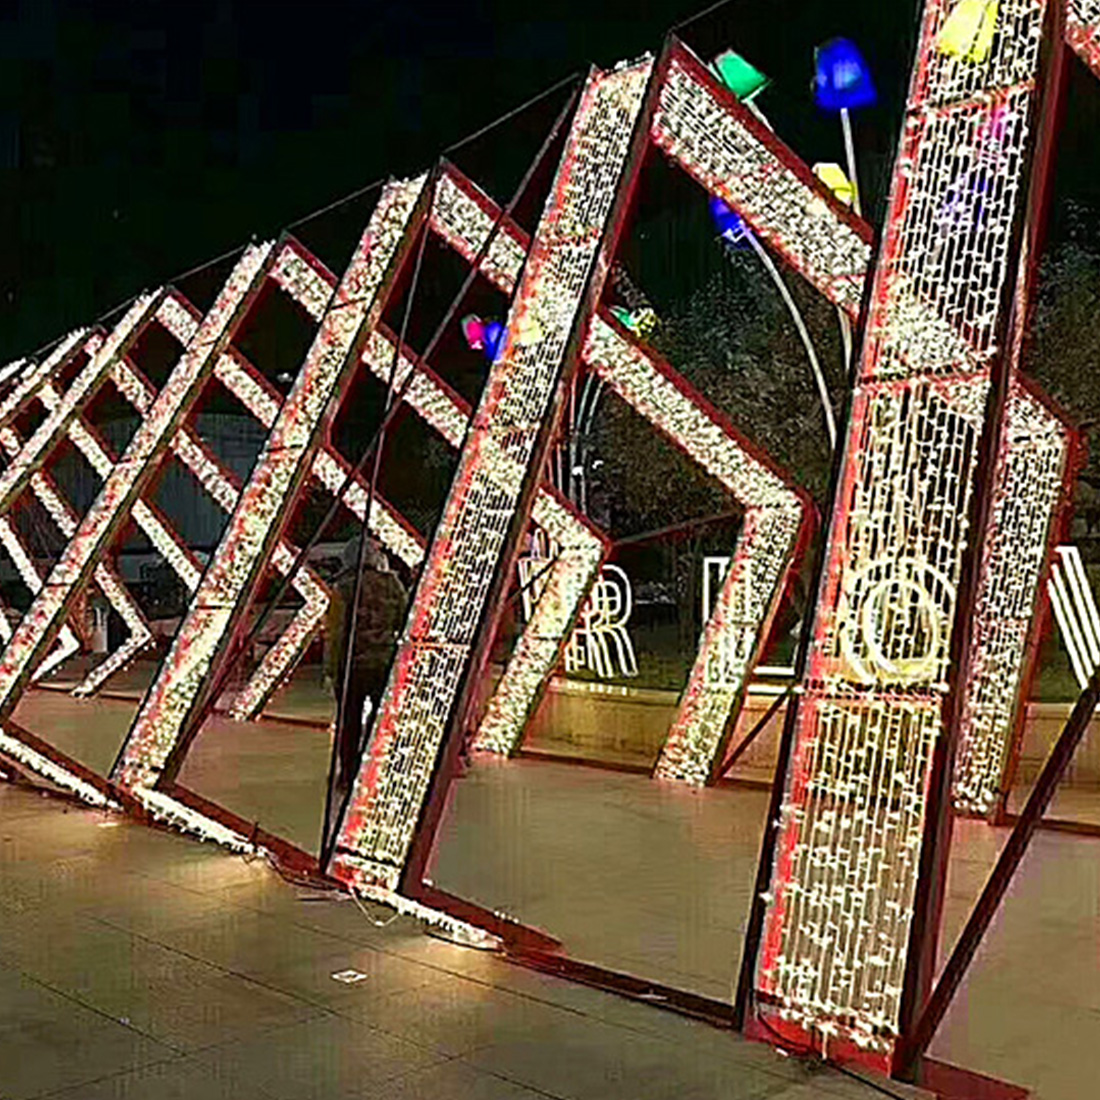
[325,537,407,788]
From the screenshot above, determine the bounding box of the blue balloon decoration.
[813,38,877,112]
[708,195,749,246]
[483,321,506,362]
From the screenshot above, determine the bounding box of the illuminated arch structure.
[0,0,1095,1084]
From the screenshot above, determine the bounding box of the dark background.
[0,0,930,357]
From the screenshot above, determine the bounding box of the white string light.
[952,383,1072,814]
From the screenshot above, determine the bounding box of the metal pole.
[840,107,862,218]
[717,680,795,779]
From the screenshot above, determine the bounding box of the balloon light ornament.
[812,37,877,112]
[712,48,770,102]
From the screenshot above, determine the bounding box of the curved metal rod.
[739,230,838,449]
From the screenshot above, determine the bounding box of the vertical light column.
[749,0,1055,1062]
[113,177,429,794]
[1067,0,1100,77]
[0,245,272,726]
[951,407,1075,813]
[330,60,656,894]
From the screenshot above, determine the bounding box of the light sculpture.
[653,44,871,319]
[951,1,1100,816]
[0,11,1083,1075]
[431,105,824,781]
[326,45,841,904]
[745,0,1063,1069]
[0,229,424,801]
[0,422,153,693]
[434,185,804,780]
[951,383,1076,817]
[100,309,336,725]
[0,332,155,689]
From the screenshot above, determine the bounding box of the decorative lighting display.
[113,178,428,799]
[474,488,607,755]
[210,350,424,574]
[0,279,336,708]
[563,563,639,679]
[587,316,807,784]
[0,244,273,761]
[431,162,810,778]
[37,380,204,593]
[951,383,1075,816]
[1067,0,1100,79]
[752,0,1053,1062]
[0,312,163,716]
[99,278,336,725]
[0,8,1080,1054]
[652,42,873,318]
[329,60,656,894]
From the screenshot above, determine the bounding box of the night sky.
[1,1,1095,359]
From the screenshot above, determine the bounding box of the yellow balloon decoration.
[937,0,999,64]
[813,162,855,207]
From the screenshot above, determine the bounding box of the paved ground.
[0,783,925,1100]
[6,688,1100,1098]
